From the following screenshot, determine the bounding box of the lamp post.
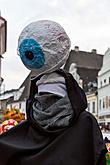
[0,15,7,93]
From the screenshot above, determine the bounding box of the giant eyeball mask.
[18,20,71,75]
[18,38,45,69]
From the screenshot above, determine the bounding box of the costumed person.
[0,20,107,165]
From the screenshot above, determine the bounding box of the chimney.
[91,49,97,54]
[74,46,79,52]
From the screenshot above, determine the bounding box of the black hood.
[26,69,87,135]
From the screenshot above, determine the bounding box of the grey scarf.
[32,93,73,130]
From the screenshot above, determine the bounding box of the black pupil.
[25,51,34,60]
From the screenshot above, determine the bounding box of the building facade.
[86,92,98,119]
[0,87,26,117]
[98,48,110,129]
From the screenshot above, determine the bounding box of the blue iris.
[19,38,45,69]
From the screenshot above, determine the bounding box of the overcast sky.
[1,0,110,91]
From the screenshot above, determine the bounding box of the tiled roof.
[65,49,103,92]
[65,50,103,70]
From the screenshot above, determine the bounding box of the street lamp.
[0,15,7,91]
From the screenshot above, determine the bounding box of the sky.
[1,0,110,91]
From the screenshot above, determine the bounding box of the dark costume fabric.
[0,70,107,165]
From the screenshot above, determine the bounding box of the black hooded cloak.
[0,70,107,165]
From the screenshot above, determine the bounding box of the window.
[103,98,105,109]
[99,99,101,109]
[19,103,21,109]
[109,77,110,84]
[109,96,110,107]
[92,101,95,113]
[87,103,90,112]
[100,81,102,87]
[104,79,106,83]
[106,96,109,109]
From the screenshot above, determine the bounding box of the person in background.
[0,20,107,165]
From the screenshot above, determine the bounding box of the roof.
[65,50,103,70]
[18,73,31,101]
[64,49,103,92]
[18,70,38,101]
[77,67,100,92]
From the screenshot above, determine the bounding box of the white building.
[0,87,26,117]
[86,92,98,119]
[0,15,7,89]
[98,48,110,128]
